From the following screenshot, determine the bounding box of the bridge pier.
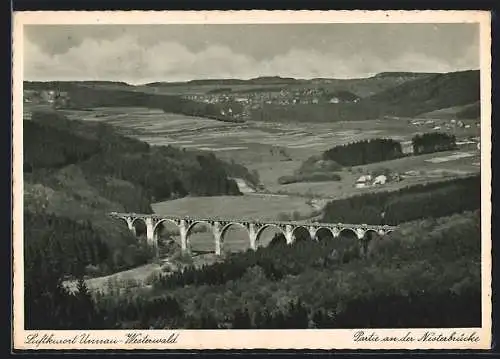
[126,217,136,236]
[331,228,340,238]
[284,224,294,245]
[355,228,366,240]
[109,213,397,257]
[308,226,318,241]
[248,223,258,250]
[212,221,223,256]
[179,219,189,254]
[145,217,157,249]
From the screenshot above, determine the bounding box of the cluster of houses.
[182,87,361,120]
[354,172,402,189]
[183,87,359,107]
[410,118,476,130]
[23,89,70,108]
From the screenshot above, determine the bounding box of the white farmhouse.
[373,175,387,186]
[355,175,372,188]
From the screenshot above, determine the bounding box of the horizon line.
[23,68,480,87]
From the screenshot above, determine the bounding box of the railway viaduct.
[109,212,397,256]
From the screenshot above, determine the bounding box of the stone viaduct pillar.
[331,227,340,238]
[126,217,136,236]
[355,228,366,240]
[179,219,189,254]
[308,226,318,241]
[284,224,295,245]
[145,217,157,248]
[212,221,223,256]
[248,223,258,250]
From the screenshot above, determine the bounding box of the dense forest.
[318,132,457,168]
[284,131,466,186]
[27,210,480,329]
[278,172,342,185]
[23,109,261,328]
[25,110,255,201]
[322,138,403,166]
[412,132,457,155]
[322,175,480,225]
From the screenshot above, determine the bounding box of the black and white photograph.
[13,10,492,350]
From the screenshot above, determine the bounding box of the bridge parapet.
[108,212,397,231]
[109,212,397,256]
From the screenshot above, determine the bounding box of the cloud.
[24,34,479,84]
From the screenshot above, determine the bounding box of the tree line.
[54,85,239,122]
[322,138,403,166]
[322,175,480,225]
[25,111,258,202]
[412,132,457,155]
[296,131,460,172]
[153,235,361,290]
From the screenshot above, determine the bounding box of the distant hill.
[419,101,480,120]
[24,81,132,91]
[25,70,479,124]
[145,76,300,87]
[373,72,438,78]
[366,70,480,117]
[251,70,480,123]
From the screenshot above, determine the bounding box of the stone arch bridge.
[110,212,397,256]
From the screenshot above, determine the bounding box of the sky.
[23,23,480,84]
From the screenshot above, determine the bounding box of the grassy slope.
[419,101,480,120]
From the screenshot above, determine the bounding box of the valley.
[24,69,484,330]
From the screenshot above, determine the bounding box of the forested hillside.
[24,82,234,121]
[367,70,480,117]
[250,70,479,122]
[28,210,480,329]
[23,110,258,309]
[321,175,480,225]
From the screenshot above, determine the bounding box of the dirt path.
[63,262,165,295]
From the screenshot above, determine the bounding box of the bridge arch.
[125,217,147,238]
[220,222,251,253]
[255,224,286,247]
[153,218,180,236]
[153,219,182,255]
[315,226,337,241]
[291,225,311,242]
[115,216,129,225]
[130,217,147,228]
[186,220,212,238]
[338,227,358,239]
[364,228,381,240]
[185,220,215,254]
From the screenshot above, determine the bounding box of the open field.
[152,194,319,252]
[152,194,316,220]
